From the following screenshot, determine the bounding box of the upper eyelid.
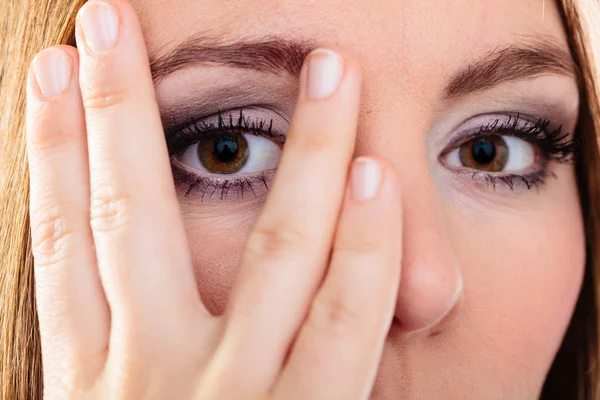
[438,116,579,171]
[438,115,576,166]
[439,114,539,151]
[165,108,289,158]
[163,107,290,137]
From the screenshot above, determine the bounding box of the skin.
[25,0,585,399]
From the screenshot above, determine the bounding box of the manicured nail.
[351,157,382,201]
[305,49,344,100]
[32,48,72,99]
[78,1,119,53]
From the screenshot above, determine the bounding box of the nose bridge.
[354,106,463,333]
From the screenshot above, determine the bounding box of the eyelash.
[165,111,578,200]
[443,114,578,191]
[166,109,285,156]
[165,109,284,200]
[171,167,275,201]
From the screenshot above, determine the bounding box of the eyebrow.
[149,36,579,98]
[444,38,580,99]
[150,37,315,85]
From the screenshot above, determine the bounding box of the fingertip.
[55,45,81,67]
[321,46,363,79]
[357,155,402,202]
[29,47,73,100]
[299,46,362,102]
[349,156,383,202]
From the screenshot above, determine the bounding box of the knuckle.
[307,293,362,338]
[51,350,108,396]
[102,323,194,396]
[28,121,79,153]
[195,363,268,399]
[82,84,130,110]
[334,239,381,258]
[89,183,133,232]
[30,206,76,267]
[245,224,310,260]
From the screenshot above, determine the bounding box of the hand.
[26,0,403,398]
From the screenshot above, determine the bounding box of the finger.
[26,46,110,391]
[74,0,210,372]
[273,157,402,400]
[203,49,362,395]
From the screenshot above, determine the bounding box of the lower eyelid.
[449,167,552,192]
[171,162,276,201]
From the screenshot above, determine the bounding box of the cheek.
[443,177,585,392]
[179,201,263,315]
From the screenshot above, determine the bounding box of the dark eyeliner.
[444,114,578,163]
[442,114,578,191]
[453,169,552,191]
[165,108,285,158]
[171,167,275,201]
[166,109,284,201]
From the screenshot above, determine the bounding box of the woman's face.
[128,0,585,398]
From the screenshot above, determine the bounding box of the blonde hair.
[0,1,599,399]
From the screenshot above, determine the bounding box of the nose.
[355,127,463,333]
[393,173,463,332]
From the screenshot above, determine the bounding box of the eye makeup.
[165,108,288,201]
[157,66,579,201]
[164,106,578,202]
[439,114,578,191]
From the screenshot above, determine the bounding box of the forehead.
[131,0,567,58]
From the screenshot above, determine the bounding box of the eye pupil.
[213,135,239,163]
[471,139,496,165]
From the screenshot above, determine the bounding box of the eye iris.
[198,133,249,174]
[459,135,508,172]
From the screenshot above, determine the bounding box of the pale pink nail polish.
[305,49,344,100]
[78,1,120,53]
[32,48,72,99]
[351,157,382,201]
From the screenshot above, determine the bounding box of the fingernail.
[351,157,382,201]
[78,1,119,53]
[305,49,344,100]
[32,48,72,99]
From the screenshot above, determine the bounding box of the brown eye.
[197,132,249,174]
[443,134,536,174]
[459,136,508,172]
[175,127,282,177]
